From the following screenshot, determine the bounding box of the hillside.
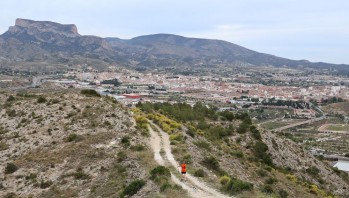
[1,19,348,74]
[0,89,188,198]
[135,102,349,197]
[1,87,349,197]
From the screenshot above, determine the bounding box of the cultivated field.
[319,124,349,132]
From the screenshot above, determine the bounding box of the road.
[273,116,325,132]
[148,122,230,198]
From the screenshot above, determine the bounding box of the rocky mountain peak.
[8,18,79,37]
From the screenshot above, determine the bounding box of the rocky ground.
[0,88,179,198]
[1,87,349,198]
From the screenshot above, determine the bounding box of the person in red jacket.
[181,162,187,175]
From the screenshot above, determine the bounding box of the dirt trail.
[148,123,231,198]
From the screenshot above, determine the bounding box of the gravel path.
[148,123,231,198]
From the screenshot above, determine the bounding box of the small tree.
[5,163,18,174]
[7,95,15,102]
[122,179,145,197]
[37,96,47,103]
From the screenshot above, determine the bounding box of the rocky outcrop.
[0,19,112,63]
[11,18,79,37]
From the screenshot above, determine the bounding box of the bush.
[180,153,192,164]
[220,175,231,185]
[80,89,101,97]
[40,180,53,189]
[221,176,253,194]
[256,169,268,177]
[194,140,211,151]
[201,156,220,171]
[261,184,273,194]
[121,136,130,145]
[66,133,78,142]
[7,95,15,102]
[194,169,206,177]
[130,144,145,151]
[278,189,289,198]
[25,173,37,180]
[252,141,273,166]
[117,151,127,162]
[37,96,47,103]
[6,109,16,117]
[250,126,261,140]
[150,166,171,179]
[232,150,244,158]
[5,163,18,174]
[160,182,172,192]
[265,177,277,185]
[73,168,90,180]
[306,166,320,177]
[122,179,145,196]
[169,133,184,142]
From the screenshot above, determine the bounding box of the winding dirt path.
[148,123,231,198]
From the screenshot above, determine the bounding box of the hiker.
[181,162,187,175]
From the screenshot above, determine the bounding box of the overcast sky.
[1,0,348,64]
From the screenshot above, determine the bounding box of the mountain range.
[0,18,348,73]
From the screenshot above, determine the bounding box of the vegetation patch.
[220,175,253,194]
[5,163,18,174]
[121,179,145,197]
[80,89,101,97]
[150,166,171,184]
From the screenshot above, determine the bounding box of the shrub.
[7,95,15,102]
[194,140,211,151]
[232,150,244,158]
[40,180,53,189]
[5,163,18,174]
[252,141,273,166]
[25,173,37,180]
[220,175,231,185]
[150,166,171,180]
[278,189,289,198]
[169,133,184,142]
[6,109,16,117]
[256,169,268,177]
[306,166,320,177]
[121,136,130,146]
[66,133,78,142]
[73,168,90,180]
[37,96,47,103]
[117,151,127,162]
[194,169,206,177]
[160,182,172,192]
[80,89,101,97]
[261,184,273,194]
[180,153,192,164]
[286,174,298,183]
[201,156,220,171]
[265,177,277,185]
[122,179,145,196]
[130,144,145,151]
[221,176,253,194]
[250,126,261,140]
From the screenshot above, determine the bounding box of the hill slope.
[0,89,189,198]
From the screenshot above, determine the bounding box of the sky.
[1,0,348,64]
